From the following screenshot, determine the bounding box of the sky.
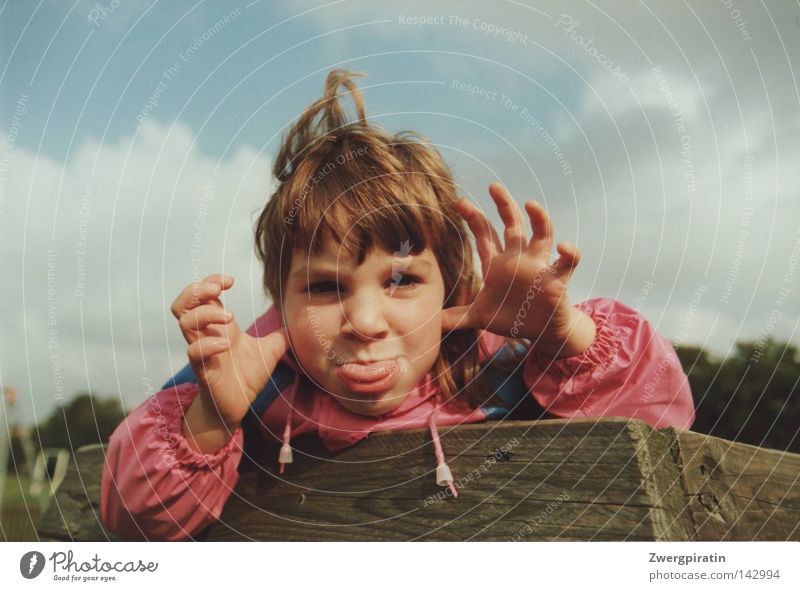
[1,0,799,426]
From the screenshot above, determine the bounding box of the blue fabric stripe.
[245,362,296,419]
[161,361,295,406]
[161,363,198,389]
[479,341,530,420]
[241,362,296,457]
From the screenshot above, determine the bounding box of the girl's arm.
[170,275,289,454]
[101,286,291,541]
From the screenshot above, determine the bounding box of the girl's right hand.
[171,274,290,429]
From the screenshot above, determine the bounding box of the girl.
[101,70,694,541]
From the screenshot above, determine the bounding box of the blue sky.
[2,1,587,162]
[2,0,799,425]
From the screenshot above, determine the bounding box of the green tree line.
[675,338,798,453]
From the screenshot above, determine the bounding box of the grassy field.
[1,474,44,541]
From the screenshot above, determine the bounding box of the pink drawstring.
[278,408,293,474]
[278,390,295,474]
[429,404,458,498]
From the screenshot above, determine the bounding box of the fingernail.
[224,311,233,320]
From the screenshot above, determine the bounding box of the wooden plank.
[35,419,800,542]
[205,494,662,541]
[676,431,800,541]
[625,423,696,541]
[205,418,693,541]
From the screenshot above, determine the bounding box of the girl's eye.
[307,281,341,294]
[306,276,421,294]
[387,275,421,289]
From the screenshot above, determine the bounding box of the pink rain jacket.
[101,298,694,540]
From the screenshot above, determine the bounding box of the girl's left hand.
[441,183,596,358]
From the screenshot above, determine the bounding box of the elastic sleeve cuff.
[525,299,638,397]
[141,382,243,470]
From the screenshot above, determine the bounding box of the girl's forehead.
[294,242,432,266]
[287,237,442,279]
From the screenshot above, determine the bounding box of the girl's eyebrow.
[289,265,339,280]
[290,258,433,279]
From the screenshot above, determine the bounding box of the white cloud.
[1,120,274,425]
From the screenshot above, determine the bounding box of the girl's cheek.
[402,297,442,333]
[285,310,314,348]
[288,306,337,359]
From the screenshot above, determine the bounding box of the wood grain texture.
[675,431,800,541]
[205,418,686,541]
[36,418,800,541]
[36,443,117,541]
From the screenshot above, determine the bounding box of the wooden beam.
[36,418,800,541]
[36,444,114,542]
[675,431,800,540]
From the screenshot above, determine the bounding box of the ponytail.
[273,69,368,182]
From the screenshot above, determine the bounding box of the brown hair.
[254,69,526,410]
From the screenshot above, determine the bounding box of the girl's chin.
[331,390,409,416]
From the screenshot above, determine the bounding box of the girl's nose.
[341,291,390,340]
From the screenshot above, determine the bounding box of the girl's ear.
[450,280,476,308]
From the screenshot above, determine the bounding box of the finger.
[524,200,553,255]
[488,182,526,250]
[455,199,501,270]
[171,277,233,319]
[201,274,235,289]
[187,336,230,364]
[178,305,234,339]
[440,305,476,333]
[171,282,221,318]
[551,242,581,280]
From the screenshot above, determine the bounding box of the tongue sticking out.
[335,360,402,394]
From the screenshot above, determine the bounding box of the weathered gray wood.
[675,431,800,541]
[206,418,691,541]
[36,444,117,541]
[36,418,800,541]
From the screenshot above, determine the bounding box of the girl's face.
[282,236,446,416]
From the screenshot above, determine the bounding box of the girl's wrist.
[530,307,597,359]
[183,390,242,453]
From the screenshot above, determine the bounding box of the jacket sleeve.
[522,298,695,430]
[100,382,244,541]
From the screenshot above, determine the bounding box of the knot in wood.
[487,448,513,462]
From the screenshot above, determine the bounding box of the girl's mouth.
[335,359,401,394]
